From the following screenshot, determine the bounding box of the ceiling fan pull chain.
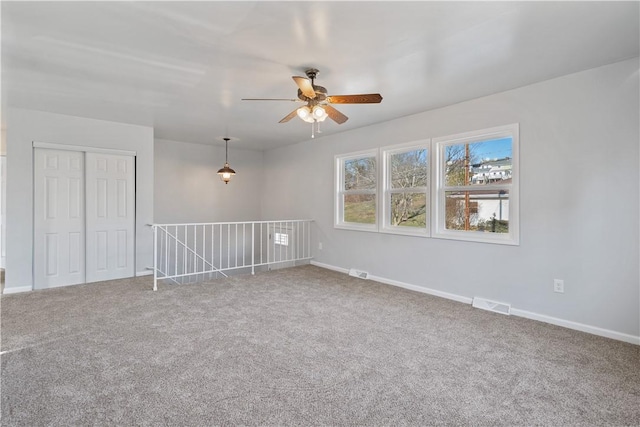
[311,123,315,139]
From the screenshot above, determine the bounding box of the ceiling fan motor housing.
[298,85,327,103]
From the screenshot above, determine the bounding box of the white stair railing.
[151,220,313,291]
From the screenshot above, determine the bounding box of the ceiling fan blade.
[279,109,299,123]
[292,76,316,99]
[326,94,383,104]
[324,105,349,124]
[242,98,300,102]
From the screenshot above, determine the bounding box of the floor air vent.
[348,268,369,280]
[472,297,511,315]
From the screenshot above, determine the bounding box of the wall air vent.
[348,268,369,280]
[472,297,511,315]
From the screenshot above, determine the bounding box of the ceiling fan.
[242,68,382,137]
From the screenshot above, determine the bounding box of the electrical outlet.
[554,279,564,293]
[318,242,323,250]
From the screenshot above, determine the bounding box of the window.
[433,124,519,245]
[335,150,378,230]
[333,124,519,245]
[381,142,429,235]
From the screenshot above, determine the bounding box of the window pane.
[345,157,376,190]
[445,137,512,186]
[444,190,509,233]
[390,192,426,228]
[390,149,427,188]
[344,194,376,224]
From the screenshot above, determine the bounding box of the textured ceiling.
[2,1,638,151]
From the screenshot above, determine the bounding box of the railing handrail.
[150,219,314,227]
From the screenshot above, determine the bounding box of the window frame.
[432,123,519,245]
[334,149,379,232]
[380,140,430,236]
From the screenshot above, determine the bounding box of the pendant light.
[217,137,236,184]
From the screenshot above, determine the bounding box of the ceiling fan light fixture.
[312,105,327,121]
[217,137,236,184]
[296,106,314,123]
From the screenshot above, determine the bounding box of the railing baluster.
[184,225,188,279]
[174,225,178,278]
[280,221,283,263]
[307,220,310,259]
[242,223,246,267]
[153,225,158,291]
[202,225,205,275]
[191,225,198,273]
[251,222,255,275]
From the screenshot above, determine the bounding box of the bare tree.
[390,150,427,226]
[345,157,376,191]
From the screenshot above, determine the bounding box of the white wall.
[5,108,154,292]
[261,58,640,340]
[154,138,264,223]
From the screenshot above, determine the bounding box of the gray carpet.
[1,265,638,426]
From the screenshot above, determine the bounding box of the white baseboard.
[311,261,639,345]
[3,286,32,294]
[3,271,152,294]
[510,308,640,345]
[368,274,473,305]
[310,260,349,274]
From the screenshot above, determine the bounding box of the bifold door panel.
[34,149,86,288]
[85,153,134,283]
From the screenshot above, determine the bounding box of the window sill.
[433,230,519,246]
[380,227,429,237]
[334,222,378,232]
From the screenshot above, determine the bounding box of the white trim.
[380,140,430,236]
[432,123,519,246]
[311,261,639,345]
[33,141,136,157]
[334,149,379,231]
[310,260,349,274]
[3,285,33,294]
[510,308,640,346]
[368,274,473,305]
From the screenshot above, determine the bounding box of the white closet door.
[34,149,85,289]
[85,153,135,283]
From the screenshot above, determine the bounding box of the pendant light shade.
[217,137,236,184]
